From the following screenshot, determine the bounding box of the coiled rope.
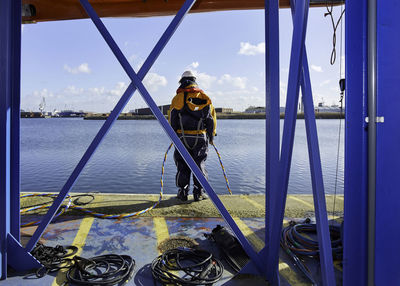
[20,193,73,227]
[21,142,231,225]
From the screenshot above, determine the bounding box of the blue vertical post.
[266,0,310,283]
[0,0,21,279]
[264,0,280,276]
[375,0,400,284]
[343,0,368,285]
[10,0,22,243]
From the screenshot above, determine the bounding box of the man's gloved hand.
[209,136,214,145]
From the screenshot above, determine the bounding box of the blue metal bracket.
[7,234,41,271]
[23,0,264,275]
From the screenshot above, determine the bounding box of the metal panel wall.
[344,0,368,285]
[375,0,400,284]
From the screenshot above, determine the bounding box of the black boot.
[193,186,208,202]
[177,186,189,201]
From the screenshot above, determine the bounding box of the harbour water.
[21,118,344,195]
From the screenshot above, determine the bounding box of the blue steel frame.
[0,0,338,284]
[265,0,335,284]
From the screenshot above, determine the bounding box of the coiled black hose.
[280,222,343,285]
[31,243,78,277]
[281,222,343,260]
[66,254,135,285]
[151,248,223,285]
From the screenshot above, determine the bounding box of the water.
[21,118,344,195]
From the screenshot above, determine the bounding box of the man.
[168,71,217,201]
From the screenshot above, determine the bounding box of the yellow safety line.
[287,195,314,209]
[52,216,95,286]
[153,217,170,254]
[240,195,264,210]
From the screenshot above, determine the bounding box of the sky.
[20,5,345,113]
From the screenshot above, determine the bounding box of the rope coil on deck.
[20,142,231,225]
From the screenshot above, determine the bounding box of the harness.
[178,91,207,150]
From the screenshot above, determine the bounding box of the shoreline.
[83,112,345,120]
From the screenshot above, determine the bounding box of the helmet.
[180,70,196,81]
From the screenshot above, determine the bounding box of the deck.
[6,193,344,285]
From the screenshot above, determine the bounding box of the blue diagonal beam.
[79,0,264,272]
[25,0,196,252]
[301,55,336,285]
[266,0,310,283]
[290,1,336,285]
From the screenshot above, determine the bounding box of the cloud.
[195,72,217,89]
[143,72,167,92]
[188,62,199,69]
[22,82,134,113]
[319,79,331,87]
[217,74,247,89]
[64,63,91,74]
[311,65,323,73]
[238,42,265,56]
[207,89,264,112]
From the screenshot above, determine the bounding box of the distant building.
[215,108,233,113]
[244,106,265,113]
[314,103,343,113]
[134,104,170,116]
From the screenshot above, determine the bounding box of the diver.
[168,70,217,201]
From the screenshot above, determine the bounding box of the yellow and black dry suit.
[168,80,217,194]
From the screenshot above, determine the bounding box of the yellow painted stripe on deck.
[153,217,169,254]
[52,216,95,286]
[288,195,314,209]
[240,195,264,210]
[233,217,265,252]
[233,217,306,285]
[335,195,344,201]
[153,217,177,285]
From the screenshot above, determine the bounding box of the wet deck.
[6,193,344,285]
